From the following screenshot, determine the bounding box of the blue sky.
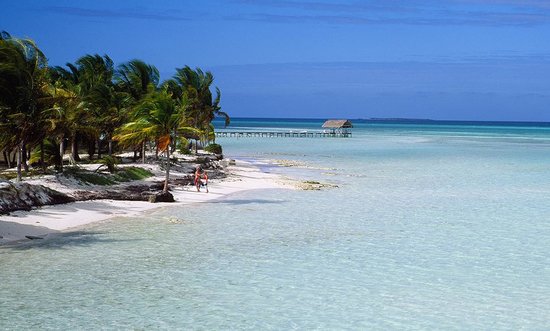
[2,0,550,121]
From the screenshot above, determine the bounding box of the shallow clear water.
[2,120,550,330]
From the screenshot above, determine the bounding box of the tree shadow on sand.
[2,230,141,251]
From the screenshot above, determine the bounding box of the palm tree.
[115,59,159,100]
[51,54,120,161]
[49,66,83,169]
[88,84,131,155]
[115,60,160,161]
[0,31,11,41]
[113,91,180,193]
[165,66,229,152]
[75,54,115,159]
[0,33,52,181]
[175,66,225,123]
[44,81,88,172]
[75,54,114,92]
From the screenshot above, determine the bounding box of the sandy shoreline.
[0,159,288,246]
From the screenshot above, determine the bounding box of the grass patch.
[65,166,153,185]
[64,167,116,185]
[1,165,153,186]
[0,168,55,181]
[0,172,16,181]
[113,167,153,182]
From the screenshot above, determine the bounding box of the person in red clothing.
[194,166,209,192]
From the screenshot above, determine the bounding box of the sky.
[2,0,550,121]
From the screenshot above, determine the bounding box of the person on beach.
[194,166,208,193]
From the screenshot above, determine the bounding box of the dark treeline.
[0,31,229,186]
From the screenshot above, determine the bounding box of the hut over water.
[322,119,353,137]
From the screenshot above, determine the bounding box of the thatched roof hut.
[322,119,353,129]
[321,119,353,137]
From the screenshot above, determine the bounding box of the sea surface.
[2,118,550,330]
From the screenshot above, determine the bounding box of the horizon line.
[215,116,550,125]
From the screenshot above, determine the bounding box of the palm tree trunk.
[59,137,65,172]
[40,140,45,172]
[141,141,146,164]
[163,147,170,193]
[71,135,81,162]
[97,138,102,159]
[16,140,23,182]
[3,151,10,168]
[108,140,113,156]
[22,142,29,172]
[71,137,77,162]
[87,138,96,159]
[171,131,178,153]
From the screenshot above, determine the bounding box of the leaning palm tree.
[0,34,52,181]
[113,91,180,193]
[172,66,215,125]
[168,66,229,151]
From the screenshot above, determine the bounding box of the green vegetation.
[0,164,153,185]
[0,169,52,181]
[64,167,116,186]
[0,31,229,190]
[178,137,191,155]
[115,166,153,181]
[100,156,118,174]
[64,166,153,186]
[204,143,223,154]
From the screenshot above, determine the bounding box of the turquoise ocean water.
[2,118,550,330]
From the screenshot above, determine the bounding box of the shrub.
[204,143,222,154]
[178,137,191,155]
[101,156,119,173]
[29,138,61,168]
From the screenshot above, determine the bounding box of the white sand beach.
[0,159,288,245]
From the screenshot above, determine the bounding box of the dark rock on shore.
[0,182,75,215]
[148,191,175,203]
[73,189,150,201]
[70,177,191,202]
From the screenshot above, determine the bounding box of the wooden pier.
[215,131,352,138]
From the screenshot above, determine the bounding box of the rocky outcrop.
[71,177,193,202]
[73,185,155,201]
[0,182,75,214]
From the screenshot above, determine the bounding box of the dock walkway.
[215,131,352,138]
